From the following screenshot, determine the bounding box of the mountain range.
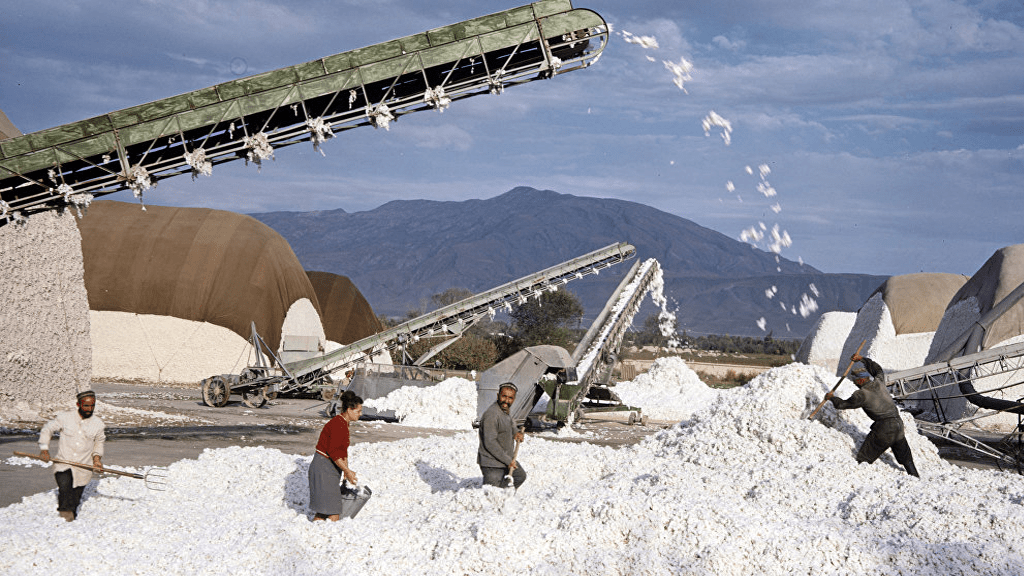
[251,187,887,339]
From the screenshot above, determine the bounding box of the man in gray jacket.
[478,382,526,489]
[826,354,919,477]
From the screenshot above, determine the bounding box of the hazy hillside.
[252,187,886,339]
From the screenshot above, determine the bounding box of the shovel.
[504,426,525,488]
[14,451,168,491]
[808,339,866,420]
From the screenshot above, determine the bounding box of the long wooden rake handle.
[13,451,168,491]
[808,339,866,420]
[14,451,143,478]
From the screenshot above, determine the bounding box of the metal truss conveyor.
[0,0,607,220]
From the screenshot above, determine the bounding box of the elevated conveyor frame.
[200,242,636,410]
[540,258,661,423]
[885,340,1024,472]
[0,0,608,220]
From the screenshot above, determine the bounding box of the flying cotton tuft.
[663,57,694,93]
[702,111,732,145]
[621,30,659,49]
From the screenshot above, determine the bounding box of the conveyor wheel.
[202,376,231,407]
[242,387,268,409]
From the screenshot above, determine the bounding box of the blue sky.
[2,0,1022,277]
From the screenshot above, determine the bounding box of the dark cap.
[76,390,96,400]
[848,370,869,382]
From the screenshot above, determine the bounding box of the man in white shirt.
[39,390,106,521]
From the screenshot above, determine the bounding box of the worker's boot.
[58,510,75,522]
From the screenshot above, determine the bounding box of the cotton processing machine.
[0,1,608,220]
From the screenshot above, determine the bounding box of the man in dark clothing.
[478,382,526,489]
[826,353,920,477]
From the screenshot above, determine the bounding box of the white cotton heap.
[0,210,90,419]
[796,311,858,373]
[613,356,718,421]
[363,377,477,430]
[839,292,936,375]
[2,362,1023,575]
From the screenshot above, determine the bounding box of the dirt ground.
[0,381,671,508]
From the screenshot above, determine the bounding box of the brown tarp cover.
[870,273,969,335]
[77,200,319,352]
[306,271,382,345]
[946,244,1024,349]
[0,109,22,141]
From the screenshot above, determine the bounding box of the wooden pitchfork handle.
[14,451,143,479]
[505,426,525,482]
[808,339,866,420]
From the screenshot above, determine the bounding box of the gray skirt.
[308,452,343,515]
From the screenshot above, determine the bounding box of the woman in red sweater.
[308,390,363,521]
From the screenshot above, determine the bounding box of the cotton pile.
[3,363,1023,575]
[612,356,719,421]
[363,377,477,429]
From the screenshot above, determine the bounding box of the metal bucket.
[339,482,372,519]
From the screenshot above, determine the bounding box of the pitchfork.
[14,451,169,491]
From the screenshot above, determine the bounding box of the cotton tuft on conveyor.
[0,0,607,222]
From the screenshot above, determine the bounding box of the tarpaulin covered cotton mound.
[307,271,392,367]
[0,108,22,140]
[921,245,1024,429]
[78,201,325,384]
[838,273,968,376]
[795,311,857,373]
[306,271,383,346]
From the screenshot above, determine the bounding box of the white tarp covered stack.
[838,273,968,376]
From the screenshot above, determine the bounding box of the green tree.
[505,290,585,352]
